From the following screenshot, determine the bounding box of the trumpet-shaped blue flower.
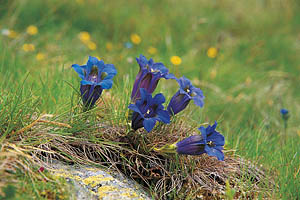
[128,88,170,132]
[131,54,175,102]
[167,76,204,115]
[176,122,224,160]
[72,56,117,109]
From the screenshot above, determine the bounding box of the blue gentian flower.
[72,56,117,109]
[280,108,289,116]
[176,122,224,161]
[128,88,170,132]
[167,76,204,115]
[131,54,175,102]
[280,108,289,128]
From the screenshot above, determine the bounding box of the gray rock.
[49,162,152,200]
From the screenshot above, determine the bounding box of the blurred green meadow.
[0,0,300,199]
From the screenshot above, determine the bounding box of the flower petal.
[87,56,99,66]
[206,147,224,161]
[136,54,148,69]
[139,88,149,101]
[151,63,168,75]
[98,79,113,89]
[153,93,166,105]
[131,112,144,131]
[96,59,105,72]
[209,131,225,146]
[177,144,205,155]
[165,73,177,80]
[139,73,153,91]
[176,135,203,147]
[176,135,205,155]
[102,64,117,78]
[128,104,143,116]
[72,64,85,79]
[81,80,95,85]
[198,126,207,141]
[80,84,103,108]
[191,87,205,107]
[177,76,192,89]
[86,56,99,75]
[167,92,191,115]
[131,70,146,101]
[156,110,170,124]
[192,96,204,107]
[143,118,157,132]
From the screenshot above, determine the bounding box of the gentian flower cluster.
[72,54,225,161]
[72,56,117,110]
[129,54,206,133]
[128,55,223,160]
[129,55,175,132]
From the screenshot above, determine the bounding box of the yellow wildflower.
[148,47,157,55]
[36,53,45,61]
[130,33,141,45]
[170,56,182,65]
[26,25,38,35]
[207,47,218,58]
[210,68,217,79]
[297,130,300,137]
[87,41,97,50]
[106,42,113,51]
[22,43,35,52]
[78,31,91,43]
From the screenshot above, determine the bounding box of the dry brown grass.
[0,111,274,199]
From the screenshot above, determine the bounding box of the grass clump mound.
[0,86,273,199]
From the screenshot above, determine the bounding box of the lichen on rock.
[50,162,151,200]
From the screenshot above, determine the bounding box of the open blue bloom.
[72,56,117,109]
[176,122,224,161]
[167,76,204,115]
[131,54,175,102]
[128,88,170,132]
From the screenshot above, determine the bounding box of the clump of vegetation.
[0,54,273,198]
